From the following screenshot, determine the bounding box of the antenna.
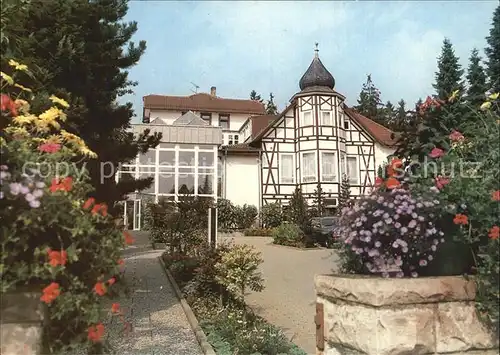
[190,82,200,94]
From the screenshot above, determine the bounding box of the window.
[302,152,316,183]
[301,111,313,126]
[279,154,294,184]
[344,119,350,130]
[219,114,230,129]
[321,152,336,182]
[340,153,346,176]
[321,111,332,126]
[347,156,359,184]
[200,113,211,125]
[228,134,239,145]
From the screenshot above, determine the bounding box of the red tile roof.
[344,108,397,146]
[143,93,266,115]
[250,114,278,138]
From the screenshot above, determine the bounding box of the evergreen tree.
[265,92,278,115]
[433,38,464,100]
[287,187,310,230]
[355,74,384,125]
[2,0,160,209]
[311,183,325,217]
[250,90,263,103]
[383,100,396,127]
[485,4,500,94]
[337,174,351,214]
[466,48,488,107]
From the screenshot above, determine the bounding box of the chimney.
[210,86,216,97]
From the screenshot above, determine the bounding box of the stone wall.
[1,291,45,355]
[315,275,499,355]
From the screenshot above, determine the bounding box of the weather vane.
[315,42,319,57]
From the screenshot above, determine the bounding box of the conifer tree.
[265,92,278,115]
[355,74,384,125]
[337,174,351,214]
[288,187,310,230]
[433,38,464,100]
[393,99,409,130]
[466,48,488,107]
[311,183,325,217]
[485,4,500,94]
[1,0,161,209]
[383,101,396,127]
[250,90,263,103]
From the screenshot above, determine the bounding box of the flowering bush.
[337,187,446,277]
[1,61,129,353]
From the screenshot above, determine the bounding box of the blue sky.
[122,0,497,122]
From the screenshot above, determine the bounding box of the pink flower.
[435,176,450,189]
[449,130,464,142]
[429,148,445,159]
[38,143,61,153]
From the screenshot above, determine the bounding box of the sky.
[121,0,498,122]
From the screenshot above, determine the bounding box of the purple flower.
[402,247,409,253]
[383,213,389,219]
[388,203,394,208]
[395,222,402,228]
[9,183,21,195]
[419,259,428,267]
[0,191,3,199]
[431,245,437,251]
[408,220,417,229]
[394,214,400,220]
[0,171,10,180]
[385,218,393,224]
[29,200,41,208]
[411,212,418,219]
[375,241,381,248]
[395,258,403,267]
[35,181,45,189]
[411,271,418,278]
[428,255,434,261]
[416,203,423,208]
[19,185,29,195]
[33,189,43,198]
[439,231,444,236]
[365,236,372,243]
[25,193,35,202]
[392,241,399,248]
[0,165,7,170]
[440,238,445,243]
[400,227,408,234]
[418,216,425,221]
[433,239,439,245]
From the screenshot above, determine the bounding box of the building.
[118,48,396,229]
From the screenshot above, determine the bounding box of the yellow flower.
[488,92,499,100]
[480,101,492,111]
[448,89,459,102]
[49,95,69,108]
[14,83,32,92]
[0,72,14,85]
[61,129,85,147]
[13,114,36,126]
[34,120,50,133]
[14,99,30,114]
[80,146,97,158]
[5,126,29,137]
[46,134,63,144]
[8,59,28,72]
[39,106,63,122]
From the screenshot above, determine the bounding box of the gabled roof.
[143,93,266,115]
[172,111,208,126]
[344,108,397,146]
[250,114,278,138]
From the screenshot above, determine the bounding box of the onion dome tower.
[298,43,335,92]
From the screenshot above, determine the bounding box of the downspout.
[224,146,228,199]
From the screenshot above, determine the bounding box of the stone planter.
[315,274,499,355]
[1,290,46,355]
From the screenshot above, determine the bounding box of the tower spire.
[314,42,319,58]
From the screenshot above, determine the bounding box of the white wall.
[224,155,260,208]
[149,109,251,131]
[374,143,395,170]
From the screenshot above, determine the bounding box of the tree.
[485,4,500,94]
[311,183,325,217]
[433,38,464,100]
[382,100,396,128]
[337,174,351,214]
[287,187,310,231]
[355,74,384,125]
[265,92,278,115]
[466,48,488,107]
[250,90,263,103]
[2,0,161,210]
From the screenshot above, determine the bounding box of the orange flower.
[124,231,135,245]
[87,323,105,343]
[435,176,450,190]
[385,177,401,189]
[492,190,500,201]
[453,214,468,225]
[374,176,383,187]
[47,249,68,267]
[489,226,499,240]
[49,177,73,193]
[40,282,60,304]
[91,203,108,217]
[107,277,116,285]
[83,198,95,210]
[111,303,120,314]
[93,282,106,296]
[1,94,17,116]
[100,204,108,217]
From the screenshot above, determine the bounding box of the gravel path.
[106,231,202,355]
[221,235,340,355]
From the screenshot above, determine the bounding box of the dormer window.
[301,111,313,126]
[219,114,230,129]
[200,113,212,125]
[321,111,332,126]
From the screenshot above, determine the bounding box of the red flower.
[124,231,135,245]
[449,130,464,142]
[107,277,116,285]
[47,249,68,267]
[385,177,401,189]
[453,214,468,225]
[435,176,450,190]
[87,323,105,343]
[38,143,61,153]
[49,177,73,193]
[0,94,17,116]
[100,204,108,217]
[492,190,500,201]
[93,282,106,296]
[489,226,499,240]
[374,176,384,187]
[117,259,124,266]
[111,303,120,314]
[83,198,95,210]
[90,203,108,217]
[429,148,445,159]
[40,282,60,304]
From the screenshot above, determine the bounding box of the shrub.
[260,202,283,228]
[0,62,126,353]
[337,188,447,278]
[286,187,311,232]
[244,227,273,236]
[214,244,264,301]
[272,222,304,247]
[237,204,258,229]
[216,198,258,230]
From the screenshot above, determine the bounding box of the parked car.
[311,216,341,248]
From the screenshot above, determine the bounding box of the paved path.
[106,231,202,355]
[222,235,340,355]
